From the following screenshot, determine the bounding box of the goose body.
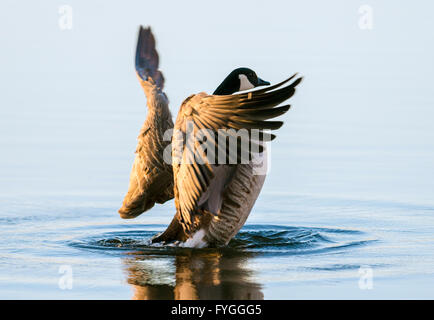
[118,26,302,247]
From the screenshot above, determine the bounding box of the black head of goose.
[213,67,270,95]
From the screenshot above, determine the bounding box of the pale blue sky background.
[1,0,433,204]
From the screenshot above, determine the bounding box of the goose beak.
[257,78,270,86]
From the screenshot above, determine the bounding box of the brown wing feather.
[173,75,302,233]
[119,27,174,219]
[135,26,164,89]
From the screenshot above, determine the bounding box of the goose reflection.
[123,249,263,300]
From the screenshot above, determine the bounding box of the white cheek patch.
[238,74,254,91]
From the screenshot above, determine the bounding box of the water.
[1,190,433,299]
[1,0,434,299]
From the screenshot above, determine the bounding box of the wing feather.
[173,75,302,232]
[135,26,164,89]
[119,26,173,218]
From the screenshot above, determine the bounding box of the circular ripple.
[69,225,376,257]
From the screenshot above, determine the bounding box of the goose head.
[213,67,270,95]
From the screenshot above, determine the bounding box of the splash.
[70,224,375,256]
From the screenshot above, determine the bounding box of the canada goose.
[118,26,302,247]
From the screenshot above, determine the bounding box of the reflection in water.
[68,225,372,299]
[123,249,263,300]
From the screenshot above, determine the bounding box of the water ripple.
[69,224,375,257]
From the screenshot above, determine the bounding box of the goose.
[118,26,302,248]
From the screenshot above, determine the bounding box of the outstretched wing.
[135,26,164,89]
[118,26,174,219]
[173,75,302,232]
